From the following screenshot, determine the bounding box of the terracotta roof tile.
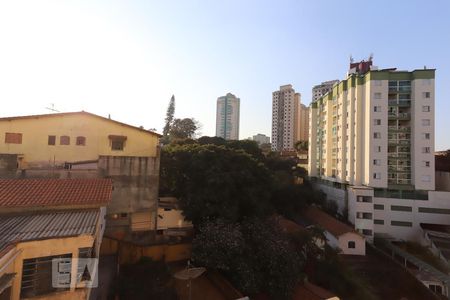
[0,178,112,207]
[303,206,356,237]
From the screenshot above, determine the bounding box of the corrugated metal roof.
[0,210,99,253]
[0,178,112,207]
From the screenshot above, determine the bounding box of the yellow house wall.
[0,114,159,167]
[10,235,94,300]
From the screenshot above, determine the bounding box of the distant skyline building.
[271,84,300,151]
[216,93,240,140]
[312,80,339,102]
[297,103,309,142]
[252,133,270,145]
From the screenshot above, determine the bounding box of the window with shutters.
[5,132,22,144]
[60,136,70,145]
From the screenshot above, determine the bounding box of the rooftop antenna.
[350,55,354,64]
[45,103,60,113]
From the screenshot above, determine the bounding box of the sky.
[0,0,449,150]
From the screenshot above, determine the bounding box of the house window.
[373,159,381,166]
[423,92,431,99]
[76,136,86,146]
[374,106,381,112]
[422,133,430,140]
[109,135,127,151]
[373,172,381,179]
[5,132,22,144]
[348,241,356,249]
[374,132,381,139]
[422,106,431,112]
[21,254,72,298]
[374,146,381,153]
[422,161,430,167]
[374,119,381,126]
[60,136,70,145]
[48,135,56,145]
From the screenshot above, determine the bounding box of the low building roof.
[0,209,99,254]
[0,111,162,137]
[294,282,339,300]
[303,206,358,238]
[0,178,112,208]
[273,215,307,234]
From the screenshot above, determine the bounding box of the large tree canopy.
[160,144,273,225]
[169,118,199,140]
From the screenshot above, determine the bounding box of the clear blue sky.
[1,0,449,150]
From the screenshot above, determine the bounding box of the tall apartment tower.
[272,85,300,151]
[308,59,450,242]
[312,80,339,102]
[298,104,310,142]
[216,93,240,140]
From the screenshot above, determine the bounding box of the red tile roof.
[303,206,357,237]
[0,178,112,207]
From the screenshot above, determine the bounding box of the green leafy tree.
[160,144,273,224]
[169,118,199,140]
[294,140,308,151]
[192,218,304,299]
[162,95,175,144]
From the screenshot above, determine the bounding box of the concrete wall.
[314,183,347,214]
[436,171,450,191]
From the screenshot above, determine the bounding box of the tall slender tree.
[162,95,175,144]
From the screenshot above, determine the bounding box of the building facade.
[252,133,270,145]
[308,61,450,242]
[216,93,240,140]
[272,85,301,151]
[0,111,161,243]
[312,80,339,102]
[298,104,310,142]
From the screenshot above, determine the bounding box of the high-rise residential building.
[272,85,301,151]
[298,104,310,142]
[308,59,450,242]
[252,133,270,145]
[216,93,240,140]
[312,80,339,102]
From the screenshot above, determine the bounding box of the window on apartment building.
[21,254,72,298]
[422,147,431,153]
[362,229,373,236]
[373,172,381,179]
[4,132,22,144]
[422,106,431,112]
[374,92,382,99]
[422,133,430,140]
[391,205,412,212]
[423,92,431,99]
[48,135,56,145]
[76,136,86,146]
[373,132,381,139]
[429,285,443,295]
[348,241,356,249]
[60,135,70,145]
[373,159,381,166]
[422,175,431,182]
[374,106,381,112]
[357,196,372,203]
[374,219,384,225]
[374,119,381,126]
[422,161,430,167]
[374,204,384,210]
[374,146,382,153]
[422,119,431,126]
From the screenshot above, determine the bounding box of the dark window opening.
[5,132,22,144]
[76,136,86,146]
[111,140,124,151]
[48,135,56,145]
[60,136,70,145]
[348,241,356,249]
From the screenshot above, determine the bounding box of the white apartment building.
[216,93,240,140]
[272,85,301,151]
[309,61,450,242]
[312,80,339,102]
